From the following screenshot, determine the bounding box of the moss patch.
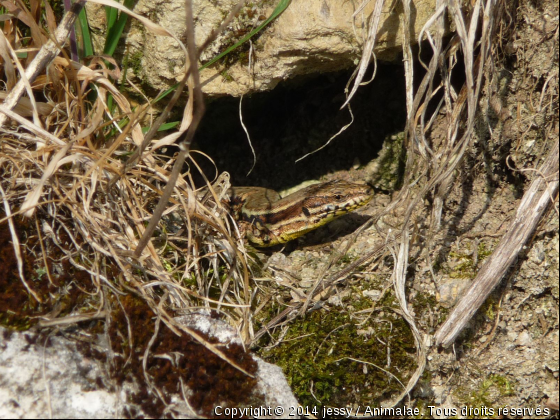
[259,293,417,413]
[79,295,260,417]
[454,373,515,411]
[0,214,94,330]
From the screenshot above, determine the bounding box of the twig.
[133,0,205,259]
[435,142,559,347]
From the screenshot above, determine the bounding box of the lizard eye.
[334,194,343,200]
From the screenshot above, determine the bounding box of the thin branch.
[435,142,559,347]
[133,0,205,259]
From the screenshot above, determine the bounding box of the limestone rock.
[0,319,298,418]
[85,0,439,97]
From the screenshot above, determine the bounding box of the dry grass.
[0,0,255,389]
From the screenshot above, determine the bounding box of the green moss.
[454,374,515,414]
[221,70,234,82]
[182,272,197,287]
[489,375,514,396]
[33,266,48,280]
[411,291,449,324]
[477,242,492,261]
[444,241,494,279]
[480,296,498,321]
[161,258,173,272]
[258,294,416,411]
[369,132,406,191]
[127,50,145,79]
[448,253,476,278]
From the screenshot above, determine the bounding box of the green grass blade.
[141,121,180,134]
[107,93,115,114]
[104,0,138,56]
[105,5,118,34]
[199,0,291,71]
[77,7,94,58]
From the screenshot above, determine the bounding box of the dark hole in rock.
[190,61,408,190]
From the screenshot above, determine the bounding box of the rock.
[435,278,471,308]
[363,289,381,300]
[515,330,533,347]
[0,317,298,418]
[85,0,439,97]
[0,328,120,419]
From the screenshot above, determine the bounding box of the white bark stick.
[434,141,559,347]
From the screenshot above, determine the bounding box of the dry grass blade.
[0,92,53,117]
[342,0,385,108]
[0,184,42,303]
[0,0,86,128]
[294,105,355,162]
[20,142,73,217]
[386,229,428,407]
[0,28,41,126]
[239,94,257,175]
[0,105,66,145]
[37,311,108,327]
